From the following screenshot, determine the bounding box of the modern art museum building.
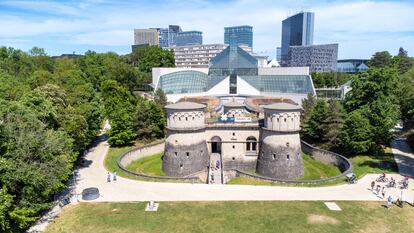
[152,44,316,104]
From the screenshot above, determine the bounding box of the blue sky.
[0,0,413,59]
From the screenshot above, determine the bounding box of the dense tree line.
[0,45,173,232]
[311,72,354,88]
[303,47,414,155]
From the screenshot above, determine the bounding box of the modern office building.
[276,47,282,62]
[281,12,314,64]
[174,31,203,46]
[134,28,159,46]
[337,59,369,73]
[166,44,253,68]
[286,44,338,72]
[224,25,253,49]
[153,43,315,103]
[168,25,182,46]
[166,44,227,68]
[157,28,170,48]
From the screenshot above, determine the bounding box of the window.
[232,145,235,149]
[232,157,235,160]
[273,154,276,160]
[246,136,257,152]
[287,155,290,160]
[232,132,235,136]
[186,117,188,121]
[186,152,189,157]
[174,152,178,156]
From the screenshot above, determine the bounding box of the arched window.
[246,136,257,152]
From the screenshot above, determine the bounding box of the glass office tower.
[174,31,203,46]
[281,12,314,64]
[224,25,253,49]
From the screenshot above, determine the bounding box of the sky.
[0,0,413,59]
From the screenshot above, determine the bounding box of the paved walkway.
[208,153,222,184]
[391,137,414,178]
[74,136,414,203]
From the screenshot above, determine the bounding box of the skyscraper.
[134,28,159,46]
[174,31,203,46]
[224,25,253,49]
[281,12,314,64]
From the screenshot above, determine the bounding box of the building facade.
[174,31,203,46]
[281,12,314,64]
[286,44,338,72]
[163,100,304,180]
[166,44,228,68]
[134,28,159,46]
[154,43,316,104]
[337,59,369,73]
[224,25,253,49]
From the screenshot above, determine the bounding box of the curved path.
[74,136,414,202]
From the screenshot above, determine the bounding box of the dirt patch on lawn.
[307,214,340,225]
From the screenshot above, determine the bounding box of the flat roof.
[165,101,206,110]
[263,102,301,111]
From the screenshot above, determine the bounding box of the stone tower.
[163,102,209,177]
[256,103,304,179]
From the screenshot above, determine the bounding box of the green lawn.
[45,201,414,233]
[299,154,341,180]
[126,152,164,176]
[228,154,342,186]
[350,146,398,178]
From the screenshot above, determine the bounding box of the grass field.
[228,154,342,186]
[45,201,414,233]
[350,147,398,177]
[300,154,341,180]
[126,152,164,176]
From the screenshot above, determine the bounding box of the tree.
[303,99,328,140]
[130,46,175,73]
[323,100,345,148]
[154,88,167,111]
[368,51,392,68]
[134,99,166,140]
[101,80,136,146]
[339,109,373,154]
[396,47,413,74]
[301,93,316,126]
[367,97,400,144]
[28,47,47,57]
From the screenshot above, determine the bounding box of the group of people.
[107,171,117,182]
[371,173,411,209]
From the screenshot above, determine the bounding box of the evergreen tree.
[304,99,328,140]
[396,47,413,74]
[154,88,168,112]
[339,109,373,154]
[301,93,316,126]
[323,100,345,148]
[368,51,392,68]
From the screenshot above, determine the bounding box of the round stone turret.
[223,101,245,118]
[256,102,304,179]
[163,102,209,177]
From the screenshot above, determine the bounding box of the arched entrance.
[211,136,222,154]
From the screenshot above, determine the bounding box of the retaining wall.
[117,141,203,183]
[227,140,353,185]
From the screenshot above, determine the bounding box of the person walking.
[107,172,111,182]
[387,195,393,209]
[381,187,386,199]
[371,181,375,191]
[113,171,117,181]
